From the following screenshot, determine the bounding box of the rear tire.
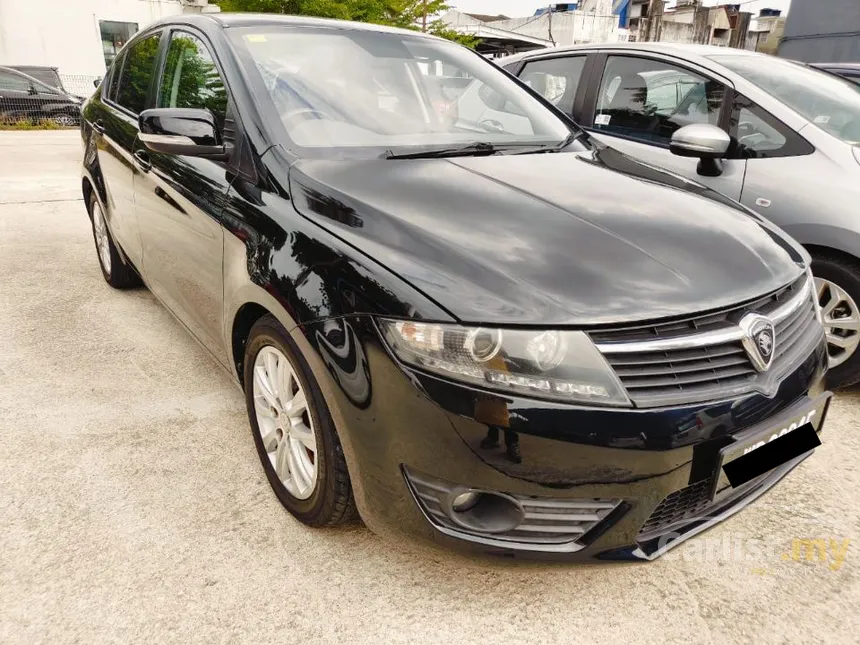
[244,314,357,526]
[811,252,860,388]
[87,192,140,289]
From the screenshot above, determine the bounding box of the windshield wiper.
[507,130,583,155]
[383,141,498,159]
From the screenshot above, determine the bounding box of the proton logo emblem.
[740,313,776,372]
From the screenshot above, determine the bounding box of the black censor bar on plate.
[723,423,821,488]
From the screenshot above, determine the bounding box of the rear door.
[133,28,231,362]
[580,53,745,200]
[95,31,163,269]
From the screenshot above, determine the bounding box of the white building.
[0,0,216,90]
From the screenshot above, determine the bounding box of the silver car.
[501,44,860,387]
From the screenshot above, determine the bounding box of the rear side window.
[0,70,31,92]
[104,51,125,102]
[157,31,228,124]
[594,55,725,146]
[116,32,162,114]
[519,56,586,116]
[729,94,813,159]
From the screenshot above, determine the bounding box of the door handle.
[133,149,151,172]
[92,119,105,134]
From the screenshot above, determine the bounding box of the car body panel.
[289,146,804,326]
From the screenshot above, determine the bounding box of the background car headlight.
[377,319,631,406]
[806,263,823,324]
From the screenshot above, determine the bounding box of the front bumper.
[293,315,829,562]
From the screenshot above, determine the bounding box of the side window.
[519,56,586,115]
[157,31,228,124]
[594,55,725,146]
[729,94,813,159]
[104,52,124,102]
[0,71,32,92]
[116,32,162,114]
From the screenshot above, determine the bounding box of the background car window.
[0,71,32,92]
[729,94,812,159]
[158,32,228,124]
[519,56,586,115]
[594,56,725,145]
[116,32,161,114]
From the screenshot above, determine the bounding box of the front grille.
[592,275,821,407]
[406,469,620,546]
[638,480,712,536]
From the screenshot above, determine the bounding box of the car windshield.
[711,54,860,144]
[229,26,572,157]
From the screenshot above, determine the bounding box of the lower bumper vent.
[638,479,711,537]
[405,468,621,547]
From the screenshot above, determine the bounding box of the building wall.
[778,0,860,62]
[491,11,621,46]
[0,0,188,78]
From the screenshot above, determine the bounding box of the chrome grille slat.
[592,274,821,408]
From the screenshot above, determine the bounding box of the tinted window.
[519,56,586,115]
[729,94,813,159]
[158,31,228,123]
[116,32,161,114]
[105,51,125,102]
[0,70,31,92]
[712,55,860,144]
[594,56,725,146]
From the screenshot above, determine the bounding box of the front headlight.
[378,319,631,406]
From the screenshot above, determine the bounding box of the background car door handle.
[133,150,151,172]
[92,120,105,134]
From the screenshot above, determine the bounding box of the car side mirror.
[28,85,37,95]
[138,108,229,159]
[670,124,731,177]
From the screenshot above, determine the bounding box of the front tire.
[812,252,860,388]
[244,315,356,526]
[87,192,140,289]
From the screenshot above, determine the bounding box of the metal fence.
[0,73,100,128]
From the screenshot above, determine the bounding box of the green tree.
[214,0,480,48]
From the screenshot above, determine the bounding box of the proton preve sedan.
[80,14,830,561]
[503,44,860,388]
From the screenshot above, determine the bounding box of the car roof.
[502,42,764,67]
[810,62,860,71]
[146,11,444,40]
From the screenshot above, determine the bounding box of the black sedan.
[80,13,829,561]
[0,66,81,126]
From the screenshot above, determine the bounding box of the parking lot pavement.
[1,130,859,645]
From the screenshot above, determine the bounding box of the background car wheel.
[244,314,357,526]
[87,192,140,289]
[51,113,78,127]
[812,253,860,388]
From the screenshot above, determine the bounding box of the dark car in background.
[0,66,81,125]
[811,63,860,86]
[80,14,829,561]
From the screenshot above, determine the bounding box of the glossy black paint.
[80,13,827,561]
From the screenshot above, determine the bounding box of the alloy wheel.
[252,346,318,500]
[92,202,112,276]
[815,277,860,368]
[53,114,77,126]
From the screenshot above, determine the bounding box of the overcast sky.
[449,0,792,20]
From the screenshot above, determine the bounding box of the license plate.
[712,392,831,498]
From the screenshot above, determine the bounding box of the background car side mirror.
[93,78,102,88]
[138,108,230,160]
[669,124,731,178]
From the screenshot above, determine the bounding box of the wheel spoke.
[283,389,307,419]
[826,332,859,350]
[274,435,291,481]
[260,426,280,453]
[289,436,313,493]
[254,365,279,410]
[290,420,316,452]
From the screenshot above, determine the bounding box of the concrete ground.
[1,130,858,645]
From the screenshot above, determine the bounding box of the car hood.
[288,146,805,325]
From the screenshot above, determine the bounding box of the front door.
[133,28,231,363]
[94,32,163,269]
[584,54,746,200]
